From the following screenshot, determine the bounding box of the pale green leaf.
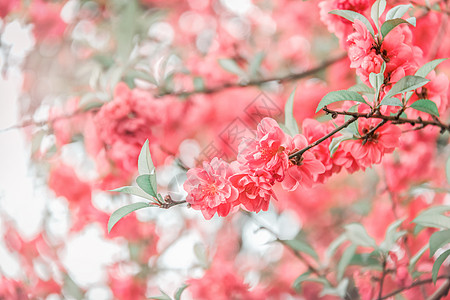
[282,239,319,260]
[415,58,448,78]
[381,18,414,39]
[344,223,377,248]
[174,284,189,300]
[430,230,450,257]
[337,244,357,280]
[292,271,312,291]
[136,174,158,197]
[409,99,440,117]
[329,134,354,157]
[386,4,412,20]
[329,10,375,36]
[348,83,374,94]
[110,186,156,201]
[380,219,406,251]
[384,76,430,100]
[108,202,150,233]
[413,214,450,229]
[138,139,155,175]
[409,244,429,273]
[380,97,403,107]
[218,58,245,76]
[432,249,450,284]
[249,51,265,78]
[316,90,368,113]
[371,0,386,29]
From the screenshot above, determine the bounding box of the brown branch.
[155,53,347,98]
[322,107,450,132]
[377,259,388,300]
[0,54,347,133]
[288,116,358,159]
[377,276,450,300]
[427,279,450,300]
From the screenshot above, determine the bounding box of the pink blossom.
[302,118,342,182]
[230,169,276,213]
[238,118,291,182]
[282,134,326,191]
[347,20,374,69]
[184,158,238,219]
[187,259,260,300]
[337,118,402,170]
[30,0,66,42]
[0,0,19,18]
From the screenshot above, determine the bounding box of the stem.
[156,53,347,98]
[322,107,450,132]
[377,276,450,300]
[288,115,358,159]
[378,259,387,300]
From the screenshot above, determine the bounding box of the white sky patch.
[220,0,252,15]
[60,224,128,288]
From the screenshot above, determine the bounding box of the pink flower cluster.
[347,20,423,86]
[184,113,405,219]
[184,118,326,219]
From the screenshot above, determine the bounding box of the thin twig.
[288,116,358,159]
[0,55,347,134]
[156,53,347,98]
[377,276,450,300]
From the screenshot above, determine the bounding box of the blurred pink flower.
[184,157,238,219]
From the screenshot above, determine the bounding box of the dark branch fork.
[289,106,450,162]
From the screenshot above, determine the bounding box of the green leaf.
[432,249,450,284]
[115,0,138,62]
[345,105,360,136]
[406,17,416,26]
[249,51,265,78]
[110,186,156,201]
[383,76,430,100]
[329,134,355,157]
[138,140,155,175]
[380,219,407,251]
[218,58,245,76]
[325,234,347,264]
[136,174,158,197]
[430,230,450,257]
[174,284,189,300]
[329,10,375,36]
[293,273,329,291]
[381,18,415,39]
[371,0,386,30]
[386,4,412,20]
[320,278,349,298]
[282,239,319,260]
[108,202,150,233]
[284,87,299,136]
[369,72,384,93]
[344,223,377,248]
[316,90,368,113]
[380,97,403,107]
[415,58,448,78]
[409,99,440,117]
[348,83,374,94]
[292,271,312,291]
[337,244,357,280]
[413,214,450,229]
[127,70,157,85]
[417,206,450,216]
[409,244,429,273]
[193,77,205,91]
